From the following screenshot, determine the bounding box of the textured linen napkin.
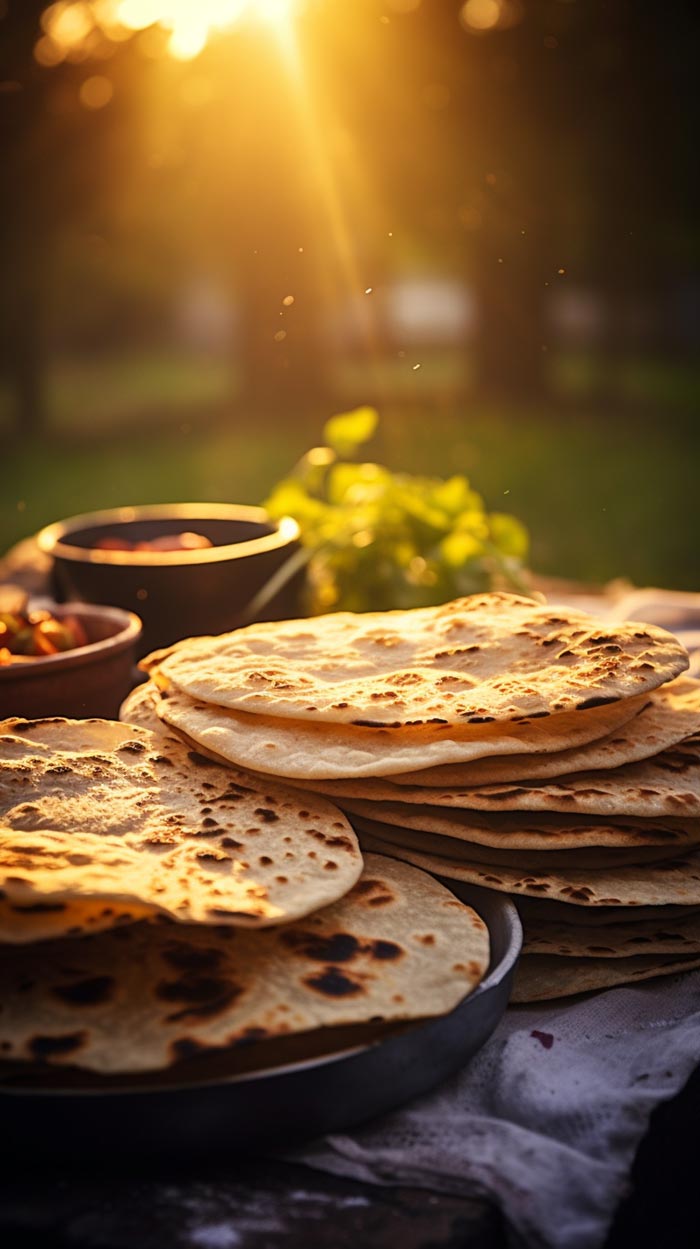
[293,969,700,1249]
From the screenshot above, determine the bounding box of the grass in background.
[2,351,699,592]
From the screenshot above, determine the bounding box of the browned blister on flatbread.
[150,594,688,727]
[0,717,362,940]
[0,855,489,1074]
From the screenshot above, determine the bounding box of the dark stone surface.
[0,1158,507,1249]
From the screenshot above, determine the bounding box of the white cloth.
[294,970,700,1249]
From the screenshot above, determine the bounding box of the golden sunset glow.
[37,0,306,63]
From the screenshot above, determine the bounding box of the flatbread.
[523,912,700,958]
[348,819,688,870]
[119,681,168,734]
[340,798,700,850]
[0,884,156,943]
[0,828,169,943]
[381,738,700,819]
[0,854,490,1074]
[516,896,700,927]
[511,953,700,1002]
[150,594,688,726]
[356,826,700,908]
[0,717,362,939]
[121,682,651,781]
[385,677,700,787]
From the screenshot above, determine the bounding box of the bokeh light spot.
[34,35,66,66]
[79,74,114,108]
[460,0,501,33]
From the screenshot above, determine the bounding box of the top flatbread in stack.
[131,593,689,780]
[149,593,686,727]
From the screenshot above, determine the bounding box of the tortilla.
[383,678,700,787]
[523,911,700,958]
[340,799,700,851]
[379,737,700,819]
[347,819,688,870]
[356,826,700,909]
[516,896,700,927]
[0,854,490,1074]
[301,734,700,818]
[511,952,700,1003]
[121,682,651,781]
[0,1021,415,1090]
[119,680,168,735]
[0,717,362,939]
[0,881,156,943]
[150,594,688,726]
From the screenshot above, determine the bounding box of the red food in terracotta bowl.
[0,601,142,720]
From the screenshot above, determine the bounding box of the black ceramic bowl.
[0,601,141,720]
[37,504,302,657]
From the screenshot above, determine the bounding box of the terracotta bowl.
[36,503,302,657]
[0,602,142,721]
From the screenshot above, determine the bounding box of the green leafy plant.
[257,407,530,616]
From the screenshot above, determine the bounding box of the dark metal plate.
[0,883,521,1158]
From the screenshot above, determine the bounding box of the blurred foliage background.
[0,0,698,589]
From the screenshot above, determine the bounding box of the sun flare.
[38,0,305,62]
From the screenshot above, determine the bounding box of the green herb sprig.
[255,407,530,617]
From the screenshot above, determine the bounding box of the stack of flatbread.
[0,717,489,1080]
[124,592,700,1004]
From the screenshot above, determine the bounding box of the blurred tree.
[1,0,50,434]
[2,0,698,433]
